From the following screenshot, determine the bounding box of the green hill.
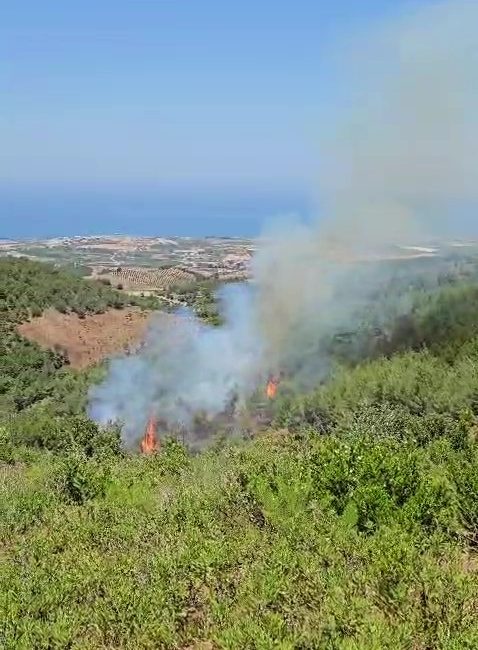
[2,257,478,648]
[0,258,159,440]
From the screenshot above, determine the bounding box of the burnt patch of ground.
[18,308,155,369]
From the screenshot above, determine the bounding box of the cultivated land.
[1,235,476,290]
[0,235,255,286]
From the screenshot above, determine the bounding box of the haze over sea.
[0,0,452,241]
[1,0,477,240]
[0,185,311,239]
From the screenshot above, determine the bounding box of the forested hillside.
[0,258,128,319]
[3,257,478,648]
[0,258,160,446]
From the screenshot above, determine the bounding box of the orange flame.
[266,376,279,400]
[140,415,160,454]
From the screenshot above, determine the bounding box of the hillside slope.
[18,308,152,369]
[2,341,478,648]
[2,260,478,648]
[0,257,159,415]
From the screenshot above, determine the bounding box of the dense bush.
[2,413,478,648]
[3,255,478,646]
[275,345,478,437]
[2,336,478,646]
[6,411,122,457]
[0,257,131,321]
[165,278,236,325]
[55,452,113,504]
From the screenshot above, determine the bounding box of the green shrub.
[3,259,478,646]
[8,412,122,457]
[55,453,112,505]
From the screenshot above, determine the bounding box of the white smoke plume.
[89,0,478,443]
[250,0,478,380]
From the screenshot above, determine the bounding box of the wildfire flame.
[140,415,160,454]
[266,375,280,400]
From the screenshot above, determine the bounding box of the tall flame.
[140,415,160,454]
[266,376,279,400]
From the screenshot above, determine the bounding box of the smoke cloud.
[89,0,478,443]
[251,0,478,381]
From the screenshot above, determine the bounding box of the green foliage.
[330,279,478,367]
[4,257,478,646]
[55,452,113,505]
[159,437,192,475]
[2,417,478,648]
[275,347,478,442]
[166,278,231,325]
[0,258,160,419]
[0,257,131,323]
[7,411,122,456]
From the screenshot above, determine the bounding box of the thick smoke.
[89,286,263,441]
[89,0,478,443]
[252,0,478,382]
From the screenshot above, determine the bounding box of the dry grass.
[17,308,158,368]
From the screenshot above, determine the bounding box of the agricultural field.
[102,266,200,290]
[0,235,255,283]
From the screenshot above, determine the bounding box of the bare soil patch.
[18,308,155,369]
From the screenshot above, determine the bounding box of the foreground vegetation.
[3,256,478,647]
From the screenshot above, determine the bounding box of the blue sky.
[1,0,427,237]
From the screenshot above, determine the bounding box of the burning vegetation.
[89,0,478,457]
[140,415,160,454]
[134,375,281,452]
[266,375,280,400]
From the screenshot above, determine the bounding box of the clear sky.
[0,0,428,237]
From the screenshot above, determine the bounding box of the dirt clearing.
[18,308,159,369]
